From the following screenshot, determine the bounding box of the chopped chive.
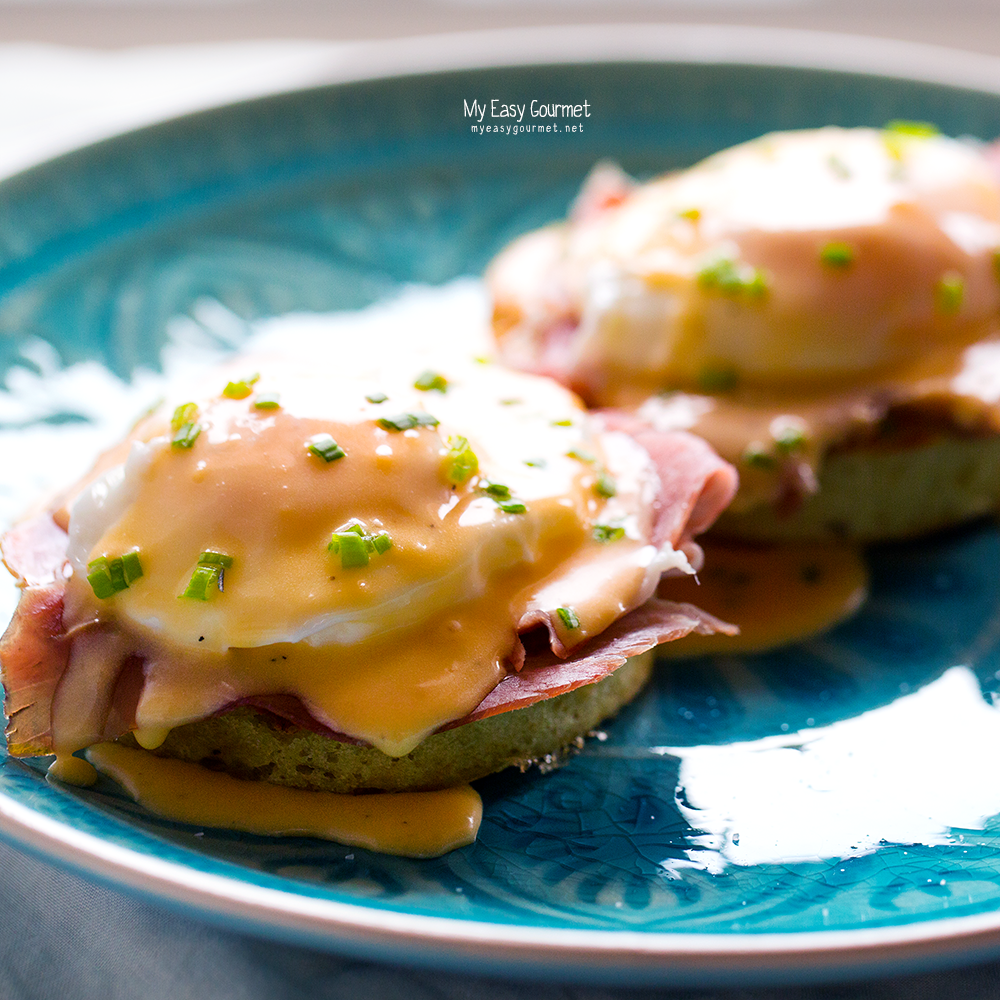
[445,435,479,486]
[171,421,201,449]
[820,242,854,269]
[557,606,581,630]
[499,397,522,406]
[594,471,617,499]
[170,402,201,448]
[198,550,234,568]
[332,531,369,568]
[106,556,126,593]
[121,549,143,585]
[182,563,221,601]
[253,393,281,410]
[414,370,449,393]
[86,558,116,600]
[472,355,492,365]
[884,120,939,138]
[593,523,626,543]
[365,392,388,404]
[171,402,199,432]
[742,443,778,470]
[328,522,392,565]
[551,419,573,427]
[377,412,440,432]
[483,482,512,500]
[523,457,547,468]
[773,425,807,455]
[699,258,742,294]
[677,207,701,222]
[883,121,939,163]
[496,499,527,514]
[223,373,259,400]
[936,273,965,315]
[333,521,366,537]
[307,433,346,463]
[566,448,596,463]
[180,550,235,599]
[696,363,740,393]
[87,551,144,599]
[697,257,768,298]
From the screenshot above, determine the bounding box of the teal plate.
[4,26,1000,987]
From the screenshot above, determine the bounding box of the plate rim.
[4,22,1000,984]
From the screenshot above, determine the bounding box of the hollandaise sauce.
[659,541,868,655]
[82,743,481,857]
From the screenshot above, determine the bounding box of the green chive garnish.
[820,242,854,269]
[170,402,201,449]
[105,556,126,593]
[333,521,365,537]
[223,373,259,400]
[182,563,221,601]
[445,435,479,485]
[497,499,527,514]
[253,393,280,410]
[365,392,388,404]
[171,402,198,431]
[87,551,144,599]
[594,471,617,499]
[328,522,392,568]
[414,370,449,393]
[742,444,778,470]
[499,398,521,406]
[936,273,965,315]
[593,524,625,543]
[121,550,143,585]
[181,551,234,600]
[566,448,596,463]
[523,458,547,468]
[377,412,440,432]
[86,557,116,600]
[333,532,369,568]
[697,258,768,298]
[198,550,234,568]
[773,425,807,455]
[884,120,939,138]
[307,434,346,462]
[551,419,574,427]
[883,121,939,162]
[557,607,580,630]
[696,363,740,393]
[172,422,201,449]
[483,482,511,500]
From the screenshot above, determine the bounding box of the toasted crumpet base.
[131,651,653,794]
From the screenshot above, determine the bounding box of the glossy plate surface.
[3,26,1000,986]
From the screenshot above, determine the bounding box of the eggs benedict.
[488,125,1000,540]
[0,350,737,854]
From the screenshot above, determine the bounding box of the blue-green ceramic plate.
[4,25,1000,987]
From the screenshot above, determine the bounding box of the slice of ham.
[233,598,731,742]
[0,419,737,757]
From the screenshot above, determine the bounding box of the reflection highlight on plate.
[653,664,1000,870]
